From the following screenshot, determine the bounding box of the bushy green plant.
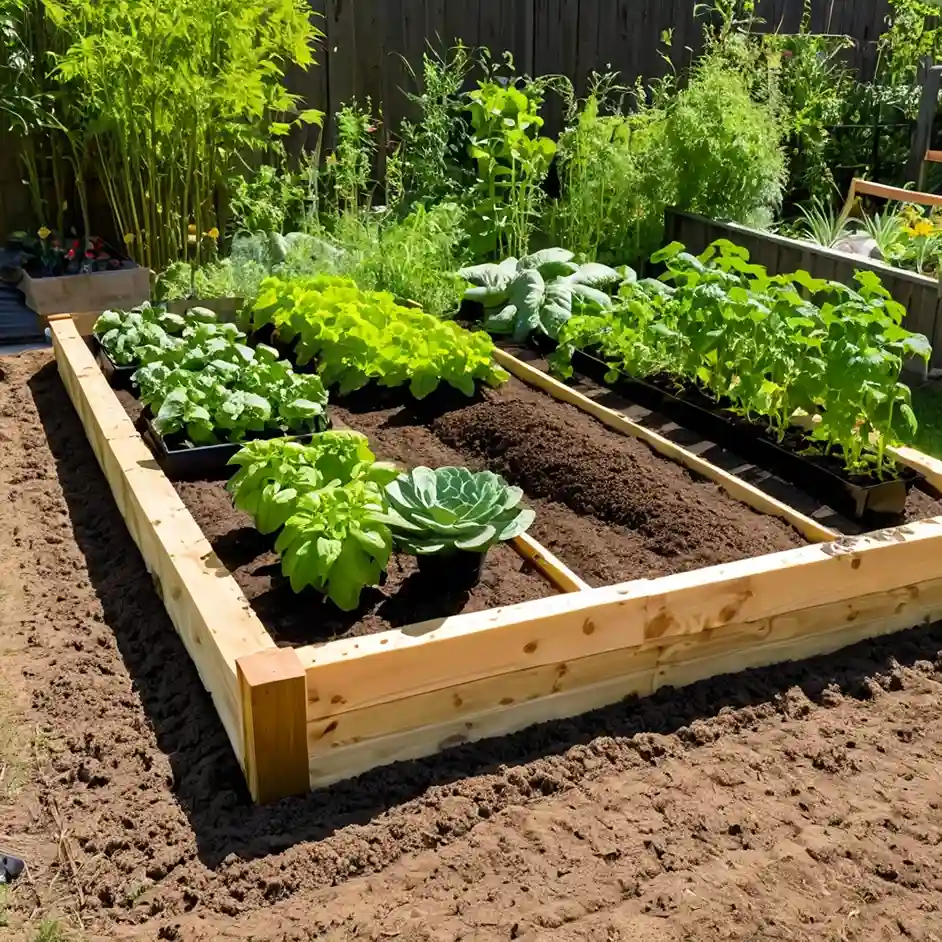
[94,302,198,364]
[552,239,931,476]
[228,432,399,610]
[399,42,473,206]
[665,57,786,228]
[251,276,509,398]
[460,248,620,342]
[48,0,323,271]
[228,156,307,234]
[329,202,470,316]
[227,433,397,535]
[464,62,558,259]
[379,466,535,556]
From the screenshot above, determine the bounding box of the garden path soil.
[4,350,942,941]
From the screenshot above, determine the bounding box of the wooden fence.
[292,0,893,146]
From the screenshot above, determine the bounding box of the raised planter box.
[664,208,942,377]
[48,313,942,804]
[23,265,150,325]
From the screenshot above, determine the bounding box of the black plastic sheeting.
[0,283,42,344]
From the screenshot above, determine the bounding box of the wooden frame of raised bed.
[49,313,942,804]
[664,207,942,376]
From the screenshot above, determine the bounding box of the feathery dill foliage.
[665,55,786,228]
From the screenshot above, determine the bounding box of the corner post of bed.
[237,647,310,803]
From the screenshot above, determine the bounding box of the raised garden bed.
[664,208,942,377]
[49,313,942,805]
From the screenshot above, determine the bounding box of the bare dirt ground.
[2,348,942,942]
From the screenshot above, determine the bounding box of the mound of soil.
[332,378,806,588]
[6,351,942,942]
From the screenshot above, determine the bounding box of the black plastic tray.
[141,415,329,481]
[90,335,137,390]
[561,345,921,522]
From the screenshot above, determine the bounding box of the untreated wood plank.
[50,317,275,771]
[888,444,942,492]
[851,177,942,209]
[493,347,839,544]
[238,648,310,803]
[511,532,591,593]
[306,571,942,775]
[298,514,942,727]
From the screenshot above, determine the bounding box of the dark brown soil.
[6,350,942,941]
[114,388,555,643]
[331,378,806,587]
[117,375,808,643]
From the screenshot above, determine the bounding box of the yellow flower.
[37,226,51,240]
[911,219,934,238]
[205,226,219,240]
[123,232,136,245]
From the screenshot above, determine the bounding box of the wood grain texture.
[22,268,150,318]
[50,318,275,772]
[298,511,942,733]
[238,648,310,802]
[306,571,942,782]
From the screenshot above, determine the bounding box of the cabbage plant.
[379,467,535,556]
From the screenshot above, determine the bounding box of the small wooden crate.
[24,266,150,325]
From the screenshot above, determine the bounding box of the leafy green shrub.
[330,202,470,317]
[251,276,509,398]
[460,248,620,341]
[379,466,535,556]
[228,432,399,610]
[133,329,328,445]
[552,239,930,475]
[664,58,786,228]
[275,480,392,611]
[94,303,198,365]
[227,433,397,535]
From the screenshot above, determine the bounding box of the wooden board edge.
[888,444,942,492]
[49,317,275,773]
[299,513,942,724]
[305,573,942,761]
[511,532,592,592]
[238,648,310,803]
[492,347,839,544]
[308,586,939,789]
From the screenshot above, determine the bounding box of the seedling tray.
[141,415,329,482]
[90,336,137,391]
[566,346,921,522]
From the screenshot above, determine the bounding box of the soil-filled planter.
[415,550,488,590]
[141,413,330,482]
[51,314,942,805]
[89,335,137,391]
[562,344,921,522]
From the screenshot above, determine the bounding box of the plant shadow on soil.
[28,360,942,870]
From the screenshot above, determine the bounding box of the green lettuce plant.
[460,248,620,342]
[378,466,535,556]
[227,433,397,535]
[251,276,509,398]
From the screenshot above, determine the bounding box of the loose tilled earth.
[3,349,942,941]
